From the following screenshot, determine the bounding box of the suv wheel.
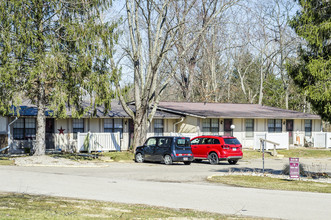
[208,152,219,165]
[164,155,173,165]
[228,159,238,165]
[135,152,144,163]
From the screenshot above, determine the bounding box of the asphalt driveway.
[1,158,331,219]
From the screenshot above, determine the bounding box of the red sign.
[289,158,300,179]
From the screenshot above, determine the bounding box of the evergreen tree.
[287,0,331,122]
[0,0,118,155]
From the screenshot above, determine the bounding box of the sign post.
[289,158,300,179]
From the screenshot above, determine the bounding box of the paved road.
[1,159,331,220]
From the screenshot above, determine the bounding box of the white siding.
[89,118,99,132]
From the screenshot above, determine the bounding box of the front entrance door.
[224,119,232,136]
[45,118,55,149]
[128,119,134,150]
[286,120,294,145]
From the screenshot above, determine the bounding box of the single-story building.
[0,101,330,154]
[157,102,330,149]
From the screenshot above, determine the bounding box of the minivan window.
[146,138,157,147]
[176,138,190,148]
[224,138,241,145]
[158,137,172,148]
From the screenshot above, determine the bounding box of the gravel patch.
[14,155,108,167]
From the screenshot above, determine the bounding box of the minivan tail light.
[176,153,192,156]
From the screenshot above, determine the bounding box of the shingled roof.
[10,100,182,119]
[157,102,321,119]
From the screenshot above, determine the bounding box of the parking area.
[8,157,331,183]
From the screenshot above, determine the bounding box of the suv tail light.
[222,145,230,149]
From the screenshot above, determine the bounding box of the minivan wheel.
[184,161,191,165]
[208,152,219,165]
[228,159,238,165]
[135,153,144,163]
[164,155,173,165]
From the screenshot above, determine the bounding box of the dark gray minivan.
[135,136,194,165]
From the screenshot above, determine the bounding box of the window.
[202,119,219,134]
[245,119,254,137]
[13,118,36,140]
[145,138,157,147]
[104,118,123,138]
[305,120,312,137]
[154,119,164,136]
[212,138,220,144]
[73,119,84,138]
[268,119,282,133]
[158,137,172,148]
[176,138,190,148]
[224,138,241,145]
[191,138,200,145]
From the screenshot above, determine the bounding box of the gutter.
[173,117,185,132]
[156,106,206,119]
[0,117,18,153]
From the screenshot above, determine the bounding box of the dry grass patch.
[0,157,14,166]
[277,148,331,158]
[243,148,331,159]
[101,151,134,162]
[0,193,258,220]
[208,175,331,193]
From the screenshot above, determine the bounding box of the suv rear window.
[224,138,241,145]
[176,138,190,148]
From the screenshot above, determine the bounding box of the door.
[144,137,157,161]
[128,119,134,149]
[45,118,55,150]
[286,120,294,145]
[191,137,202,157]
[154,137,172,161]
[200,138,214,157]
[224,119,232,136]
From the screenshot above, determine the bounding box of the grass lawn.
[0,192,255,220]
[101,151,134,162]
[208,175,331,193]
[0,157,14,166]
[243,148,331,159]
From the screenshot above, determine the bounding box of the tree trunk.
[34,99,45,156]
[258,67,264,105]
[132,108,149,152]
[285,87,289,109]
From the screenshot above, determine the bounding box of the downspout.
[0,117,18,153]
[173,117,185,133]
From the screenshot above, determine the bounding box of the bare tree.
[267,0,298,109]
[111,0,239,150]
[173,1,224,102]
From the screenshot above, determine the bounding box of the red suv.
[190,136,243,165]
